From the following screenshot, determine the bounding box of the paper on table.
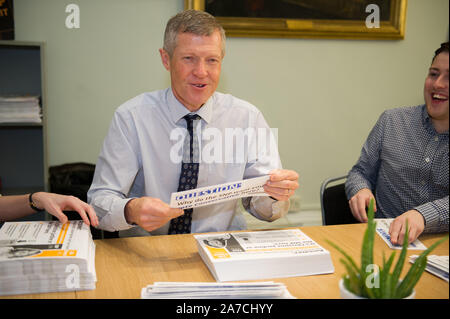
[409,255,449,282]
[170,175,269,209]
[375,218,427,250]
[141,281,295,299]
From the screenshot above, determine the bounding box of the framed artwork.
[184,0,407,40]
[0,0,14,40]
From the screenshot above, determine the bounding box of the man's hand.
[263,169,299,202]
[389,210,425,245]
[124,197,184,232]
[348,188,377,223]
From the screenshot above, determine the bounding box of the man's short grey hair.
[163,10,226,57]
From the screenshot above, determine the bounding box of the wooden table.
[3,224,449,299]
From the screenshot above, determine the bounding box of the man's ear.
[159,48,170,71]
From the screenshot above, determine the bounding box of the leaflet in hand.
[170,175,269,209]
[375,218,427,250]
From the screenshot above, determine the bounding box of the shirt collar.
[167,88,213,125]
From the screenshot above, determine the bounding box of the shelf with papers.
[0,41,48,219]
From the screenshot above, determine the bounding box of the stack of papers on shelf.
[0,96,42,123]
[0,221,96,296]
[194,229,334,282]
[409,255,449,282]
[141,281,295,299]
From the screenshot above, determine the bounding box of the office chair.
[320,175,359,226]
[48,162,118,239]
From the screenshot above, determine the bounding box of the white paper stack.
[141,281,295,299]
[409,255,449,282]
[194,229,334,282]
[0,220,97,296]
[0,96,42,123]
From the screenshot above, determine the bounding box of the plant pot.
[339,278,415,299]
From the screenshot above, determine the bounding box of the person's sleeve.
[345,111,386,200]
[241,111,290,221]
[87,110,140,232]
[415,196,449,233]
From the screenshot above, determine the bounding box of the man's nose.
[193,61,207,77]
[434,74,448,89]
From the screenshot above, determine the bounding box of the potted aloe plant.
[327,199,448,299]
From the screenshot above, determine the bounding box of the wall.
[12,0,449,212]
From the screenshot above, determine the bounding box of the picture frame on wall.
[0,0,14,40]
[184,0,407,40]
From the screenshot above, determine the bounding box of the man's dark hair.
[433,42,449,62]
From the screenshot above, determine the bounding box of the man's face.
[424,52,449,125]
[160,30,223,112]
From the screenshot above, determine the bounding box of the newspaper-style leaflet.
[0,221,97,295]
[0,220,91,262]
[196,229,328,260]
[170,175,269,209]
[194,229,334,281]
[141,281,295,299]
[375,218,427,250]
[409,255,449,282]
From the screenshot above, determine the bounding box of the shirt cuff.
[111,198,136,230]
[415,203,440,233]
[345,181,373,200]
[250,196,289,221]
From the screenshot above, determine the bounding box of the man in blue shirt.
[346,42,449,245]
[88,10,299,236]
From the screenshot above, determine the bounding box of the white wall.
[13,0,449,210]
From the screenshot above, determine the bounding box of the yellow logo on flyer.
[206,247,230,259]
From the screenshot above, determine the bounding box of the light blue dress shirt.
[87,88,286,235]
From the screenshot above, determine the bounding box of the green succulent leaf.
[325,196,448,299]
[394,234,449,298]
[390,220,410,296]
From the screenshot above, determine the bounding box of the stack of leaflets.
[0,220,96,296]
[141,281,295,299]
[0,96,42,123]
[194,229,334,282]
[409,255,449,282]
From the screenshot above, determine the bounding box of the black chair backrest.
[48,162,118,239]
[49,162,95,202]
[322,183,358,225]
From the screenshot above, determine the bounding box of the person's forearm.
[0,194,35,221]
[345,168,374,199]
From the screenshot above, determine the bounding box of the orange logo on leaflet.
[206,247,230,259]
[31,250,78,258]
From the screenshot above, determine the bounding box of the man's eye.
[428,71,439,77]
